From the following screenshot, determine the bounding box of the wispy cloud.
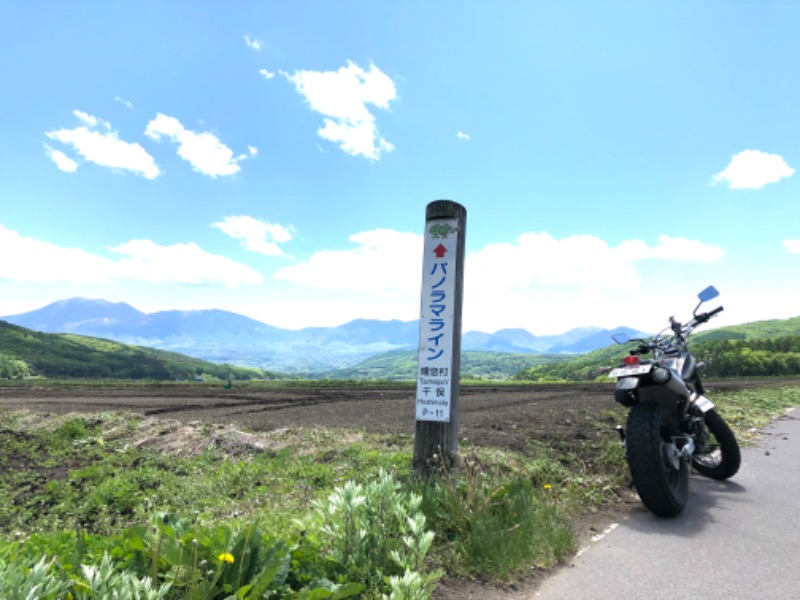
[115,96,133,109]
[44,144,79,173]
[284,61,397,160]
[0,224,262,286]
[784,240,800,254]
[713,149,794,189]
[457,131,471,141]
[259,69,276,80]
[73,110,100,127]
[145,114,253,178]
[213,215,294,257]
[45,110,159,179]
[244,35,262,51]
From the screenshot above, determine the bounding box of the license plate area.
[609,364,652,378]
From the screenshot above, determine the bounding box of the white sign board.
[416,218,459,422]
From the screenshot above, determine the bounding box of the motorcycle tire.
[692,409,741,480]
[626,402,689,517]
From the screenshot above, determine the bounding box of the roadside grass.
[0,383,797,597]
[709,384,800,445]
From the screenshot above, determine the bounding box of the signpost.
[413,200,466,474]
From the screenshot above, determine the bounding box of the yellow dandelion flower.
[544,484,552,490]
[97,438,104,446]
[218,552,235,564]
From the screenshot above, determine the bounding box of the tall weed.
[420,462,574,581]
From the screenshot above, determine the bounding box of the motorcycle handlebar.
[696,305,724,323]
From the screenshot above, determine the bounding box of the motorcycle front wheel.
[692,409,741,480]
[626,402,689,517]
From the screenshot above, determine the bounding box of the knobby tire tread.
[626,402,688,517]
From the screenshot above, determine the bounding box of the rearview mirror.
[698,285,719,303]
[612,333,631,345]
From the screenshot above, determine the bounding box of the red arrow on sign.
[433,244,448,258]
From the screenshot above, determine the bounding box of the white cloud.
[713,149,795,189]
[784,240,800,254]
[285,61,397,160]
[0,224,262,287]
[0,225,117,284]
[115,96,133,109]
[247,145,258,156]
[73,110,99,127]
[274,229,422,293]
[259,69,275,79]
[213,215,294,257]
[275,230,723,297]
[44,144,79,173]
[616,235,724,263]
[462,233,726,333]
[145,113,252,177]
[467,232,724,292]
[245,35,262,51]
[266,228,727,334]
[110,240,263,286]
[45,111,160,179]
[457,131,471,141]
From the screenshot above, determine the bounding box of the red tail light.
[624,355,640,365]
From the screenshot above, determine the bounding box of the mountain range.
[1,298,649,373]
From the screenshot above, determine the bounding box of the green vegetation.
[0,383,798,596]
[0,407,590,596]
[0,321,270,381]
[327,349,572,381]
[514,344,625,382]
[5,314,800,384]
[694,336,800,377]
[516,316,800,382]
[694,316,800,343]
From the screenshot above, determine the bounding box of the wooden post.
[413,200,467,475]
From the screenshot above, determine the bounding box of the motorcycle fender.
[691,393,715,413]
[614,377,639,407]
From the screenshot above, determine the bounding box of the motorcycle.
[608,286,740,516]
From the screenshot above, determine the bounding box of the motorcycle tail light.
[623,355,640,366]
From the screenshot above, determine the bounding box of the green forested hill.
[5,314,799,382]
[514,316,800,382]
[693,316,800,343]
[0,320,269,380]
[325,349,573,380]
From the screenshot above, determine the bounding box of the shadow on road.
[625,475,748,537]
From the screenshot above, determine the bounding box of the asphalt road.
[534,408,800,600]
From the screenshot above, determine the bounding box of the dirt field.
[0,379,772,457]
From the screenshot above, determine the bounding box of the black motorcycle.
[609,286,740,516]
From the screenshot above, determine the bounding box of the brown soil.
[0,378,788,598]
[0,379,773,453]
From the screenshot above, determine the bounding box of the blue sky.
[1,1,799,335]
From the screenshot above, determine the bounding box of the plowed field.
[0,379,779,456]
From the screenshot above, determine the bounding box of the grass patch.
[0,383,797,596]
[710,385,800,445]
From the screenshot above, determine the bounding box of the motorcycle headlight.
[652,367,672,384]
